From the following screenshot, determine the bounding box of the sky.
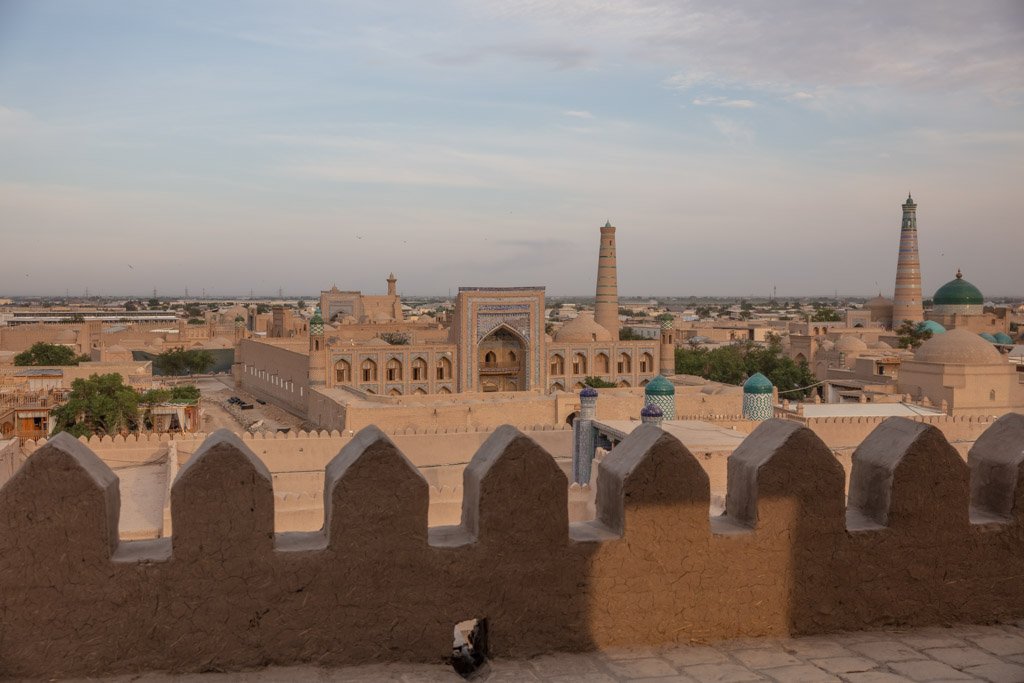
[1,1,1022,298]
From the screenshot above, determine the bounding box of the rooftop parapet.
[0,415,1023,677]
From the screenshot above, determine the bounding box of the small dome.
[580,386,598,398]
[553,311,613,343]
[868,340,893,350]
[993,332,1013,344]
[835,336,868,352]
[933,270,983,307]
[640,403,663,417]
[743,372,774,394]
[644,375,675,396]
[979,332,997,343]
[913,328,1004,365]
[310,307,323,325]
[917,320,946,335]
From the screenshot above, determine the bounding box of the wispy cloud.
[562,110,594,119]
[710,117,755,146]
[692,96,756,109]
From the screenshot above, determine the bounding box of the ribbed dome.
[917,320,946,335]
[913,328,1004,365]
[835,335,868,352]
[934,270,983,306]
[743,372,774,395]
[644,375,675,396]
[868,340,893,350]
[994,332,1013,344]
[553,311,613,343]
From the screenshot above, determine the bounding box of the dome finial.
[604,219,612,228]
[955,268,963,279]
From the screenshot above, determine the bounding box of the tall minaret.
[308,306,326,387]
[387,272,397,296]
[594,220,620,337]
[892,194,924,325]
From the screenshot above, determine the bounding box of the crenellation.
[1,415,1024,676]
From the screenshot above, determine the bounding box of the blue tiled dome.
[743,372,774,395]
[580,386,599,398]
[640,403,663,418]
[644,375,675,396]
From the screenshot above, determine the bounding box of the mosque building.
[236,222,662,427]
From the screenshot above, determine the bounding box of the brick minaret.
[387,273,397,296]
[659,316,675,375]
[594,221,620,337]
[893,194,924,325]
[308,307,326,387]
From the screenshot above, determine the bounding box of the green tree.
[51,374,140,438]
[674,337,816,397]
[296,299,307,310]
[811,307,842,322]
[14,342,89,366]
[895,320,933,349]
[256,303,271,315]
[139,385,200,404]
[148,298,160,308]
[378,332,410,345]
[583,376,617,388]
[187,318,205,325]
[153,348,215,375]
[619,327,646,341]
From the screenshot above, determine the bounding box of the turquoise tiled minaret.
[742,372,774,421]
[644,375,675,420]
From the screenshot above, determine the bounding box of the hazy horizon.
[2,1,1022,298]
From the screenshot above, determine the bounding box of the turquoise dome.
[934,270,983,306]
[917,320,946,335]
[644,375,675,396]
[979,332,997,343]
[994,332,1013,344]
[743,372,774,395]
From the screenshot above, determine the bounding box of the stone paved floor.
[71,622,1024,682]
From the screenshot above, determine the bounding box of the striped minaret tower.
[594,220,620,337]
[892,194,924,325]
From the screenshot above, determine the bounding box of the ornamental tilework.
[742,393,773,421]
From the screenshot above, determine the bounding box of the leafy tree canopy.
[14,342,89,367]
[811,307,842,322]
[895,320,933,349]
[675,335,816,397]
[153,348,215,376]
[51,373,140,438]
[139,384,200,404]
[619,326,647,341]
[583,376,617,388]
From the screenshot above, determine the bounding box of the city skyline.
[1,1,1022,297]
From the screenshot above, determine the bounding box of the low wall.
[3,414,1024,677]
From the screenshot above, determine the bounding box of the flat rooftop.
[593,419,747,452]
[781,403,945,418]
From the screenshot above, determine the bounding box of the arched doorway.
[477,326,526,392]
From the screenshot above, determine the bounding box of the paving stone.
[965,634,1024,657]
[605,657,681,679]
[923,647,1002,669]
[718,638,782,651]
[810,657,878,674]
[682,663,766,682]
[760,664,841,682]
[542,675,618,683]
[527,653,602,677]
[848,641,927,663]
[962,661,1024,682]
[888,659,980,681]
[662,646,731,667]
[900,636,968,650]
[784,640,856,659]
[731,648,801,669]
[603,647,662,661]
[841,674,916,683]
[627,677,700,683]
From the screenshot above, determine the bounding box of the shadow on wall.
[1,414,1024,677]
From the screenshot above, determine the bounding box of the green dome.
[979,332,997,343]
[644,374,675,396]
[994,332,1013,344]
[933,270,983,306]
[743,372,774,394]
[917,320,946,335]
[310,306,323,324]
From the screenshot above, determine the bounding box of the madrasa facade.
[236,222,665,419]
